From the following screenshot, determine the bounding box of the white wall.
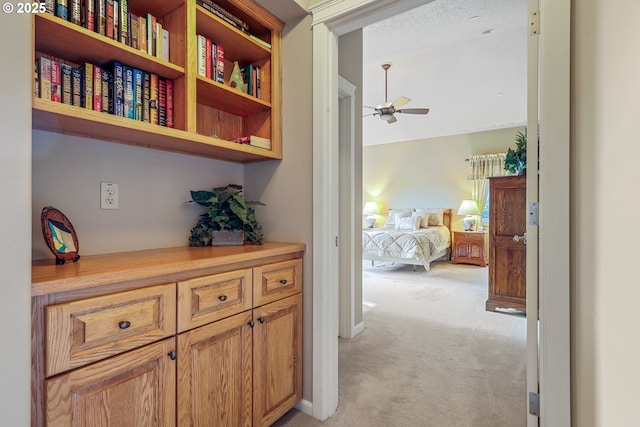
[32,131,242,258]
[363,126,521,229]
[0,12,32,425]
[572,1,640,425]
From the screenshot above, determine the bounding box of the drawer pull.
[248,320,255,328]
[168,351,177,360]
[279,279,288,285]
[258,316,265,324]
[218,295,228,302]
[118,321,131,329]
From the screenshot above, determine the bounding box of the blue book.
[112,62,124,117]
[133,69,143,120]
[123,66,134,119]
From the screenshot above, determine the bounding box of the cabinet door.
[45,338,176,427]
[253,293,302,427]
[177,311,253,427]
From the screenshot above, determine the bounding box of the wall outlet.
[101,182,119,210]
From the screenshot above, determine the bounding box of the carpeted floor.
[273,261,527,427]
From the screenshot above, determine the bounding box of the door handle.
[513,233,527,244]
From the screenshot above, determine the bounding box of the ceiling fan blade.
[392,96,411,109]
[396,108,430,115]
[386,115,397,124]
[363,112,377,117]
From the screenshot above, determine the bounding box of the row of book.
[36,54,174,127]
[232,135,271,150]
[196,0,249,34]
[196,34,224,84]
[44,0,170,61]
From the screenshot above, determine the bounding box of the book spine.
[60,63,73,105]
[106,0,114,39]
[119,0,128,45]
[138,15,147,53]
[72,66,82,107]
[130,13,139,49]
[205,37,212,79]
[155,22,162,59]
[123,66,134,118]
[158,77,166,127]
[55,0,69,20]
[70,0,81,25]
[133,68,143,120]
[44,0,55,14]
[50,60,61,102]
[83,63,93,109]
[113,0,118,40]
[146,13,155,56]
[39,57,51,100]
[149,73,158,125]
[215,45,224,84]
[255,65,260,98]
[96,0,106,36]
[86,0,94,32]
[242,64,252,96]
[165,79,173,128]
[101,69,111,113]
[161,29,169,62]
[142,72,150,122]
[34,58,39,99]
[93,65,102,111]
[197,35,206,77]
[112,62,124,116]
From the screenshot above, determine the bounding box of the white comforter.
[362,226,451,270]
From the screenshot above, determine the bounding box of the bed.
[362,208,452,271]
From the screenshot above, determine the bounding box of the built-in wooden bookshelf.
[32,0,283,163]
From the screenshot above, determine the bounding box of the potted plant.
[187,184,264,246]
[504,130,527,175]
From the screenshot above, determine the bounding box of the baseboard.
[294,399,313,416]
[353,321,365,337]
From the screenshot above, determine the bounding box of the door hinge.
[529,201,539,226]
[529,10,540,35]
[335,236,339,247]
[529,391,540,417]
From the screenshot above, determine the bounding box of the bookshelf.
[32,0,283,163]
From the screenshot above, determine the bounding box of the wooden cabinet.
[487,176,527,312]
[32,0,283,163]
[451,231,488,266]
[32,243,304,427]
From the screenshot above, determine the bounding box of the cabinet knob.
[218,295,228,302]
[118,321,131,329]
[258,316,265,324]
[168,351,177,360]
[248,320,255,327]
[279,279,288,285]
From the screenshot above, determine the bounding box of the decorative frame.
[41,206,80,265]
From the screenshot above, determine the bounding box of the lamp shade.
[362,201,380,215]
[457,199,481,216]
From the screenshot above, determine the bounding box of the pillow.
[386,208,413,226]
[395,215,421,231]
[414,208,445,227]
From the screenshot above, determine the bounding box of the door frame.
[310,0,570,424]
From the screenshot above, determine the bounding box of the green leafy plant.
[187,184,264,246]
[504,130,527,175]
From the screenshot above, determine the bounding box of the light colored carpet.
[273,261,527,427]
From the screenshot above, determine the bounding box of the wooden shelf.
[195,75,270,115]
[33,98,281,163]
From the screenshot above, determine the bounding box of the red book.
[50,60,61,103]
[215,44,224,83]
[205,37,212,79]
[93,65,103,112]
[166,79,174,128]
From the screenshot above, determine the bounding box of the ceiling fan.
[364,63,430,124]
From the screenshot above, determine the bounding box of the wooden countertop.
[32,242,305,297]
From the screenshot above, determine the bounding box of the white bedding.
[362,225,451,271]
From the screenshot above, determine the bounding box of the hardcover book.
[216,44,224,84]
[112,61,124,116]
[130,14,139,49]
[149,73,159,125]
[70,0,81,25]
[50,60,61,103]
[161,28,169,61]
[155,22,163,59]
[158,77,166,126]
[38,57,52,101]
[72,66,83,107]
[83,63,93,109]
[205,37,212,79]
[106,0,114,39]
[138,15,147,53]
[96,0,106,36]
[123,66,134,118]
[93,65,102,111]
[197,35,207,77]
[55,0,69,20]
[143,72,150,122]
[119,0,128,45]
[60,63,73,105]
[133,68,143,120]
[166,79,173,128]
[146,13,156,56]
[102,69,112,113]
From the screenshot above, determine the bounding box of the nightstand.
[451,230,488,267]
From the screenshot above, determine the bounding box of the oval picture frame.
[41,206,80,265]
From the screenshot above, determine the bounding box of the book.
[215,44,224,84]
[72,66,83,107]
[249,35,271,49]
[155,22,163,59]
[50,60,61,102]
[34,59,39,99]
[86,0,95,32]
[101,69,111,113]
[138,15,147,53]
[146,13,156,56]
[130,14,139,49]
[55,0,69,20]
[165,79,173,128]
[196,35,206,77]
[197,0,249,33]
[255,65,261,98]
[123,66,134,118]
[82,63,93,109]
[205,37,212,79]
[161,29,169,62]
[119,0,128,45]
[142,72,150,122]
[60,63,73,105]
[113,0,118,40]
[96,0,106,36]
[112,61,124,116]
[38,57,51,100]
[106,0,114,39]
[93,65,102,111]
[232,135,271,149]
[149,73,158,125]
[158,77,166,126]
[241,64,253,96]
[70,0,81,25]
[44,0,55,14]
[133,68,143,120]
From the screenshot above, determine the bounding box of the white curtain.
[467,153,507,218]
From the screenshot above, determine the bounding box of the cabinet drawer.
[177,269,253,332]
[45,284,176,377]
[253,259,302,307]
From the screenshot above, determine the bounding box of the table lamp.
[363,201,380,228]
[457,199,481,231]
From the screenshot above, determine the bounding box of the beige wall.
[363,127,522,229]
[572,1,640,425]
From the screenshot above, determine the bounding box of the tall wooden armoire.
[487,175,527,312]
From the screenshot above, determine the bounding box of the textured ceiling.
[362,0,528,146]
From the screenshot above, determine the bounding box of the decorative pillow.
[395,215,421,231]
[415,208,445,227]
[386,208,413,226]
